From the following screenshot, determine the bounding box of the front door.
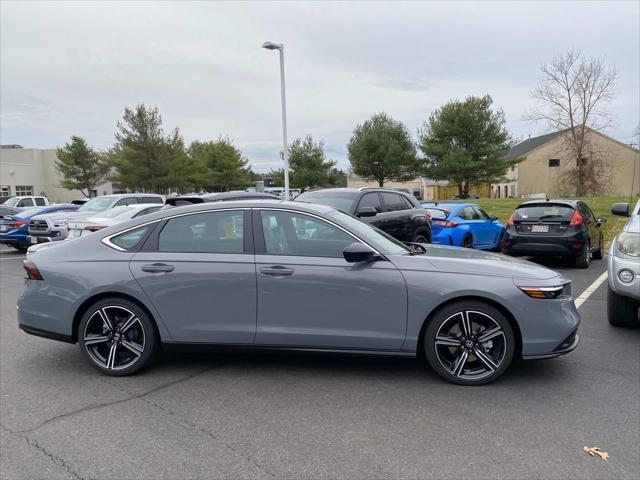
[254,209,407,350]
[130,209,256,343]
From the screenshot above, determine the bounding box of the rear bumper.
[504,231,586,256]
[18,324,73,343]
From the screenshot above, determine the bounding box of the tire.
[461,234,473,249]
[412,229,431,244]
[592,235,603,260]
[423,301,515,385]
[15,246,28,253]
[574,244,590,268]
[607,285,638,327]
[78,297,158,376]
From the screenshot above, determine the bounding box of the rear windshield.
[514,204,574,220]
[295,192,357,212]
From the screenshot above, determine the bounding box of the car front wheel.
[424,301,515,385]
[78,298,158,376]
[607,285,638,327]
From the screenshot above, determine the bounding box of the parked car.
[0,205,21,218]
[503,199,606,268]
[165,191,278,207]
[607,200,640,326]
[0,204,79,251]
[27,194,163,244]
[450,193,480,200]
[19,200,580,385]
[67,204,162,238]
[421,202,505,250]
[2,195,49,209]
[295,188,432,243]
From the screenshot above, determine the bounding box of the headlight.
[519,285,565,299]
[53,219,68,228]
[616,233,640,257]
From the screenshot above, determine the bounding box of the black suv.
[503,199,606,268]
[295,188,432,243]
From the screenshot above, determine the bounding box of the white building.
[0,145,113,203]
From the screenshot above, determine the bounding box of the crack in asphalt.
[3,366,215,435]
[1,424,86,480]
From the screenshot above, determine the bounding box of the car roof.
[98,193,164,199]
[421,202,475,209]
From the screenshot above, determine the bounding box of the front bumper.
[522,331,579,359]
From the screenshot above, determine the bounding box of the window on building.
[0,186,10,198]
[548,159,560,167]
[510,165,516,172]
[15,185,33,196]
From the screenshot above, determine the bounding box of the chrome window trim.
[101,206,381,255]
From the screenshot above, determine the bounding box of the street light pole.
[262,41,289,200]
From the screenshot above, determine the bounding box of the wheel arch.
[72,292,162,344]
[416,295,523,360]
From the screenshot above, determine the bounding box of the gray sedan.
[17,201,580,385]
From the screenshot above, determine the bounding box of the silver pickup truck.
[607,199,640,326]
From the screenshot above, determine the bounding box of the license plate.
[70,229,81,237]
[531,224,549,233]
[0,225,6,232]
[30,236,38,244]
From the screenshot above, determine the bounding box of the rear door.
[380,192,412,240]
[129,209,257,343]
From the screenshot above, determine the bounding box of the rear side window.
[142,196,163,204]
[400,196,415,209]
[114,197,138,207]
[381,193,406,212]
[514,204,573,220]
[35,198,46,206]
[358,193,383,213]
[110,225,152,251]
[158,211,244,254]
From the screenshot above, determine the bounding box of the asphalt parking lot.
[0,245,638,480]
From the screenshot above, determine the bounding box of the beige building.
[496,129,640,198]
[0,145,114,203]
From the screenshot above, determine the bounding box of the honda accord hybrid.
[18,201,580,385]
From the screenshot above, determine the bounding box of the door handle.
[259,266,294,276]
[141,263,175,273]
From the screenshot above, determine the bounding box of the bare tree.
[527,49,617,196]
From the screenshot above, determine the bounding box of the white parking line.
[0,256,25,261]
[575,271,608,309]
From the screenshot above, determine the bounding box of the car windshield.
[424,208,449,218]
[327,210,410,255]
[15,208,46,218]
[78,197,114,213]
[93,206,137,219]
[296,192,357,212]
[514,204,573,220]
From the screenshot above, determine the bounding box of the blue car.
[421,202,506,250]
[0,204,79,251]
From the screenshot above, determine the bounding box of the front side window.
[357,193,383,213]
[261,211,356,257]
[381,193,406,212]
[114,197,138,207]
[460,206,478,220]
[159,211,244,254]
[111,225,152,251]
[473,206,490,220]
[15,186,33,196]
[17,198,34,207]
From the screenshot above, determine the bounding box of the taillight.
[85,225,107,232]
[23,261,43,280]
[507,213,515,227]
[7,220,27,229]
[569,211,583,228]
[433,219,458,228]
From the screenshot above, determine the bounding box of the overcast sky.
[1,0,638,172]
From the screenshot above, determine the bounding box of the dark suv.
[503,199,606,268]
[295,188,432,243]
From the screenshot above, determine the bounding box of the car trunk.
[512,203,575,236]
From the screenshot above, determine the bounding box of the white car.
[67,204,162,238]
[2,196,49,209]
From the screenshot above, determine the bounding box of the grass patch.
[469,196,634,243]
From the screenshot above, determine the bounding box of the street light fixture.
[262,41,289,200]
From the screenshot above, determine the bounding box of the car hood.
[390,244,560,280]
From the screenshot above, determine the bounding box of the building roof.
[501,129,569,161]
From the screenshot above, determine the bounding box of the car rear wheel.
[78,298,158,376]
[607,285,638,327]
[424,301,515,385]
[412,229,431,244]
[462,234,473,249]
[574,244,590,268]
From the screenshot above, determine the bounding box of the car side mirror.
[490,215,498,221]
[343,243,376,263]
[357,206,377,218]
[611,203,630,217]
[597,217,607,225]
